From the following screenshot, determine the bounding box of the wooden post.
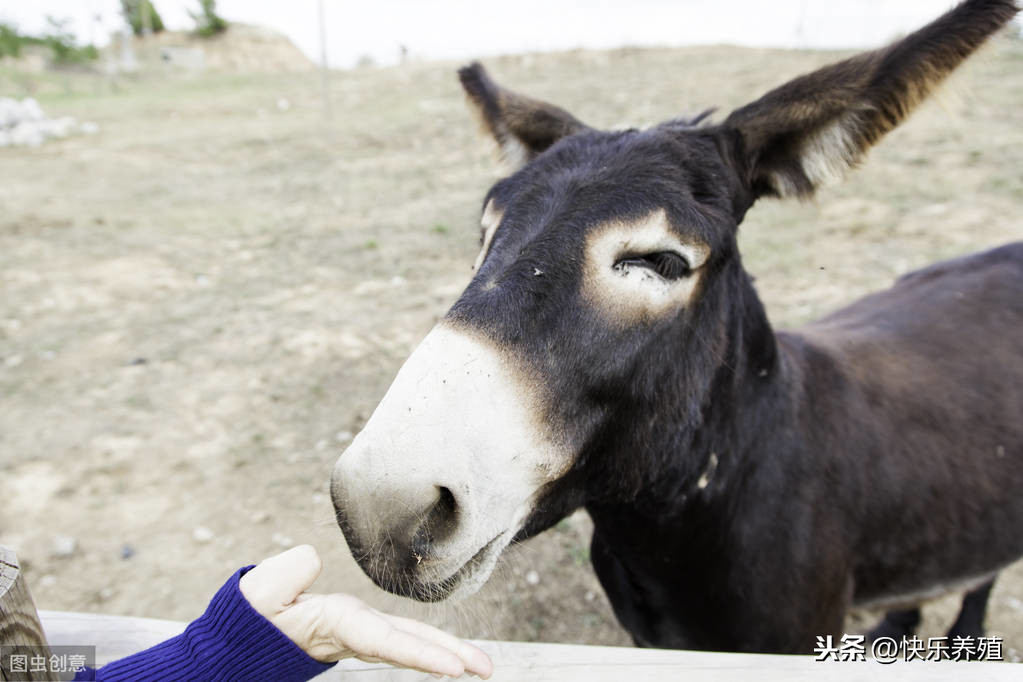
[0,546,52,681]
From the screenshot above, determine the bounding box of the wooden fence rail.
[37,609,1020,681]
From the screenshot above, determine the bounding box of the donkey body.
[332,0,1023,653]
[589,242,1023,650]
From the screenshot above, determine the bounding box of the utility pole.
[121,18,136,71]
[318,0,331,119]
[86,0,96,47]
[141,0,153,38]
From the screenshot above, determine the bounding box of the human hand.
[239,545,493,679]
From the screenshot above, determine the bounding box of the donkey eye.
[614,251,692,280]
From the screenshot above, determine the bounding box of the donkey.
[331,0,1023,653]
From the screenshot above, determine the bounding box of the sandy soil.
[2,36,1023,658]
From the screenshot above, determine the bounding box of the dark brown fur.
[725,0,1020,198]
[455,0,1023,652]
[459,65,591,165]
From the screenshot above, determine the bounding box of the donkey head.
[331,1,1017,602]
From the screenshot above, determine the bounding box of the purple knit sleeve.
[74,566,336,681]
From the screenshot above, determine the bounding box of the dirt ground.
[2,35,1022,659]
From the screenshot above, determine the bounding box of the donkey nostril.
[411,486,457,563]
[415,485,459,550]
[435,485,458,527]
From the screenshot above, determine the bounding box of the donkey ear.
[459,62,592,170]
[722,0,1019,200]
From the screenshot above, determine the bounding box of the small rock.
[311,492,328,506]
[98,586,115,601]
[120,544,136,560]
[20,97,44,121]
[251,510,270,524]
[390,276,407,287]
[525,570,540,586]
[315,439,328,451]
[584,590,596,602]
[80,121,99,134]
[192,526,215,543]
[9,122,44,147]
[39,574,57,588]
[276,97,291,111]
[4,355,23,368]
[47,116,76,138]
[51,534,77,558]
[271,532,293,548]
[335,430,353,443]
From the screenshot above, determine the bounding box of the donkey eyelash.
[614,251,692,280]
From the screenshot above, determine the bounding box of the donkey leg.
[946,578,996,639]
[866,608,921,642]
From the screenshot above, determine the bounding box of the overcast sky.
[0,1,1004,69]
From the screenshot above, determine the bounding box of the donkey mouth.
[406,533,506,602]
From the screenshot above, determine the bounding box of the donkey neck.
[585,296,846,554]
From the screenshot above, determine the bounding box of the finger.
[382,614,494,678]
[239,544,322,616]
[350,621,467,678]
[281,592,493,677]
